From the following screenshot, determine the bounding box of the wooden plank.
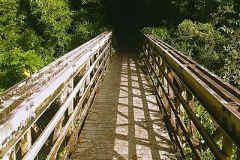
[71,47,175,160]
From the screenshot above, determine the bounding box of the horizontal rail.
[143,34,240,159]
[0,31,112,159]
[0,31,108,119]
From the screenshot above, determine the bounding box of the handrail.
[142,33,240,159]
[0,31,112,159]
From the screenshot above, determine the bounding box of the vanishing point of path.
[71,46,176,160]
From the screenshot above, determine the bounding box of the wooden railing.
[1,30,239,160]
[142,34,240,160]
[0,31,112,160]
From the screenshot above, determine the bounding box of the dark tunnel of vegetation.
[0,0,239,90]
[104,0,173,45]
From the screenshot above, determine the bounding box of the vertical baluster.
[152,50,157,83]
[106,44,111,70]
[174,81,181,136]
[21,130,31,156]
[109,42,113,58]
[168,69,176,141]
[167,69,174,93]
[96,50,100,74]
[222,133,233,160]
[145,47,149,73]
[92,54,97,88]
[158,57,163,97]
[186,90,196,137]
[155,57,161,98]
[167,68,175,127]
[53,88,67,142]
[162,62,169,112]
[52,116,64,144]
[178,86,186,136]
[86,59,91,86]
[236,148,240,159]
[68,80,74,136]
[148,48,153,78]
[9,148,16,160]
[102,47,107,73]
[90,56,95,81]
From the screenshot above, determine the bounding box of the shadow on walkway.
[71,46,175,160]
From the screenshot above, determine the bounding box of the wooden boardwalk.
[71,47,175,160]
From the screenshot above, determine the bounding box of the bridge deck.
[71,46,175,160]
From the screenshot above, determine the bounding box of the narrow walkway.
[71,46,175,160]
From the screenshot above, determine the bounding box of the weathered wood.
[9,148,16,160]
[67,80,74,136]
[144,34,240,160]
[21,130,31,156]
[222,134,233,160]
[71,47,175,159]
[186,89,195,135]
[0,31,112,159]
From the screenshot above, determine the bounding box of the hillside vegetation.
[0,0,107,91]
[142,0,240,89]
[0,0,239,91]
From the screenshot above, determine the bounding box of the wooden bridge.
[0,31,240,160]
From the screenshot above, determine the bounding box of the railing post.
[222,134,233,159]
[167,69,176,134]
[237,149,240,159]
[177,84,186,136]
[162,61,169,113]
[186,89,197,139]
[167,69,174,103]
[68,79,74,135]
[86,59,91,86]
[21,130,31,156]
[53,87,68,142]
[53,116,64,143]
[10,148,16,160]
[155,57,161,91]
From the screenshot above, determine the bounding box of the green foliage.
[30,0,73,57]
[168,0,240,88]
[142,27,173,44]
[144,19,239,89]
[220,47,240,88]
[211,2,240,88]
[69,0,107,48]
[176,20,224,72]
[0,0,44,89]
[0,49,43,89]
[58,144,66,157]
[0,1,239,159]
[143,2,240,158]
[211,1,240,29]
[0,0,20,49]
[0,0,109,91]
[194,101,215,135]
